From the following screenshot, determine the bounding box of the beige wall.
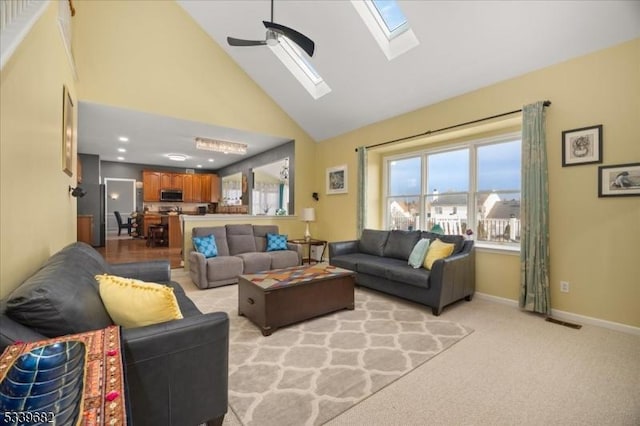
[0,4,78,298]
[317,38,640,327]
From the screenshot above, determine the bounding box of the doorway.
[104,178,136,240]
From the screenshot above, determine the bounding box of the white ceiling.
[78,1,640,168]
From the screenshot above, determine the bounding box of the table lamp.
[302,208,316,241]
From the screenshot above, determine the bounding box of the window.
[269,36,331,99]
[384,133,521,248]
[351,0,419,60]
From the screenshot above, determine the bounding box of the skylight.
[269,36,331,100]
[352,0,419,60]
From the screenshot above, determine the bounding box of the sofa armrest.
[429,243,476,315]
[109,260,171,283]
[188,251,208,288]
[287,243,304,265]
[122,312,229,425]
[329,240,359,258]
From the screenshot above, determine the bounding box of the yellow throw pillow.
[423,239,455,270]
[96,274,183,328]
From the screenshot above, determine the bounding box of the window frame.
[383,131,522,251]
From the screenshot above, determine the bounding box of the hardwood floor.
[96,237,183,269]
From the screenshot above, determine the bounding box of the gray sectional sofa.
[189,224,303,289]
[329,229,475,315]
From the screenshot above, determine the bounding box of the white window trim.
[383,131,522,252]
[269,37,331,100]
[351,0,419,60]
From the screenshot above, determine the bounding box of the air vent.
[185,169,195,174]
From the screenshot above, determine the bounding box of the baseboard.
[475,292,640,336]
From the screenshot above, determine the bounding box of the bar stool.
[147,225,168,247]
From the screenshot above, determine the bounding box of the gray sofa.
[189,224,303,289]
[329,229,475,316]
[0,242,228,426]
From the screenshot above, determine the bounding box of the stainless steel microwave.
[160,189,183,202]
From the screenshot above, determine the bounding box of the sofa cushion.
[227,224,257,255]
[193,226,230,256]
[253,225,280,252]
[206,256,244,282]
[423,239,455,270]
[386,266,431,289]
[407,238,431,268]
[383,230,421,260]
[96,274,183,328]
[266,233,288,251]
[358,256,406,276]
[268,250,300,269]
[330,253,369,271]
[421,231,465,255]
[5,243,113,337]
[358,229,389,257]
[193,234,218,258]
[236,252,272,274]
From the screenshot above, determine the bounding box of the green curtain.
[519,101,550,315]
[357,146,367,237]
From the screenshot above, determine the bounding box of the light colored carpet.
[174,270,640,426]
[180,273,472,426]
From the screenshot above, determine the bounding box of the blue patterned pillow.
[266,233,288,252]
[192,234,218,258]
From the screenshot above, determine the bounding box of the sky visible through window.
[372,0,408,33]
[389,140,521,196]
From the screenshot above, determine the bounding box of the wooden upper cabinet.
[160,173,172,189]
[192,174,203,201]
[171,174,183,190]
[143,171,161,202]
[201,174,212,203]
[210,174,220,203]
[183,174,194,202]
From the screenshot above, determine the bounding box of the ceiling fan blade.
[227,37,267,47]
[263,21,315,57]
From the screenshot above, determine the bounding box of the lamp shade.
[301,208,316,222]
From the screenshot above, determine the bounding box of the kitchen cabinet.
[171,174,183,190]
[142,214,162,238]
[77,215,93,245]
[160,173,172,189]
[192,174,203,201]
[210,174,220,202]
[143,171,161,202]
[183,174,194,202]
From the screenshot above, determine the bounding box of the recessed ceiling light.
[118,136,129,142]
[117,148,126,153]
[167,153,187,161]
[196,165,202,168]
[208,158,214,162]
[117,156,125,161]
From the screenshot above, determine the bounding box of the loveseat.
[189,224,303,289]
[329,229,475,315]
[0,242,229,426]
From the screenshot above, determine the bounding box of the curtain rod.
[355,100,551,152]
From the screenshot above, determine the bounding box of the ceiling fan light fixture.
[167,153,187,161]
[195,137,248,155]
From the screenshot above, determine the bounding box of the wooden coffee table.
[238,264,355,336]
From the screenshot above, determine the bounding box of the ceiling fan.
[227,0,315,57]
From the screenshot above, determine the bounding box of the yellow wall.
[0,4,78,298]
[317,38,640,327]
[71,0,316,230]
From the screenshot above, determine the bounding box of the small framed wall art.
[561,124,602,167]
[326,165,347,195]
[598,163,640,197]
[62,85,74,177]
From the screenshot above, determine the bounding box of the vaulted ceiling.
[79,1,640,168]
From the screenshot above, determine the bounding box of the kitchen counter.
[142,213,182,249]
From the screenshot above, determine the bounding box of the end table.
[288,238,327,264]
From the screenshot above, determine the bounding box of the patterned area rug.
[187,283,472,426]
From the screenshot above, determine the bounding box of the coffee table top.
[240,263,354,290]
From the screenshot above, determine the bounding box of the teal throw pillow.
[408,238,430,269]
[193,235,218,258]
[266,233,288,252]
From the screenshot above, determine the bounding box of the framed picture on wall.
[62,85,74,177]
[598,163,640,197]
[561,124,602,166]
[326,165,347,195]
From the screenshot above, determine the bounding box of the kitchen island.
[142,213,182,249]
